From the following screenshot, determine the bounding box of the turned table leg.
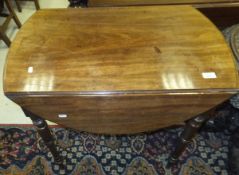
[167,114,207,167]
[22,108,63,165]
[167,102,227,168]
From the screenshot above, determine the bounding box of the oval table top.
[4,6,239,96]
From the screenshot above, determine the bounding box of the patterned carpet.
[0,126,231,175]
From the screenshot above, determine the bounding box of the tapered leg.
[15,0,22,12]
[22,108,63,165]
[4,0,22,28]
[33,0,40,10]
[0,30,11,47]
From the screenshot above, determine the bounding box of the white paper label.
[58,114,68,118]
[202,72,217,79]
[27,66,33,73]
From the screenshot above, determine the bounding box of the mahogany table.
[3,6,239,166]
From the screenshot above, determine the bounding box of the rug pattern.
[0,126,230,175]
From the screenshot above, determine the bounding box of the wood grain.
[3,6,238,93]
[10,93,233,134]
[3,6,239,134]
[87,0,239,7]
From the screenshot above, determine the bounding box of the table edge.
[4,88,239,98]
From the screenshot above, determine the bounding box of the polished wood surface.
[88,0,239,7]
[4,6,238,93]
[4,6,239,134]
[12,93,233,134]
